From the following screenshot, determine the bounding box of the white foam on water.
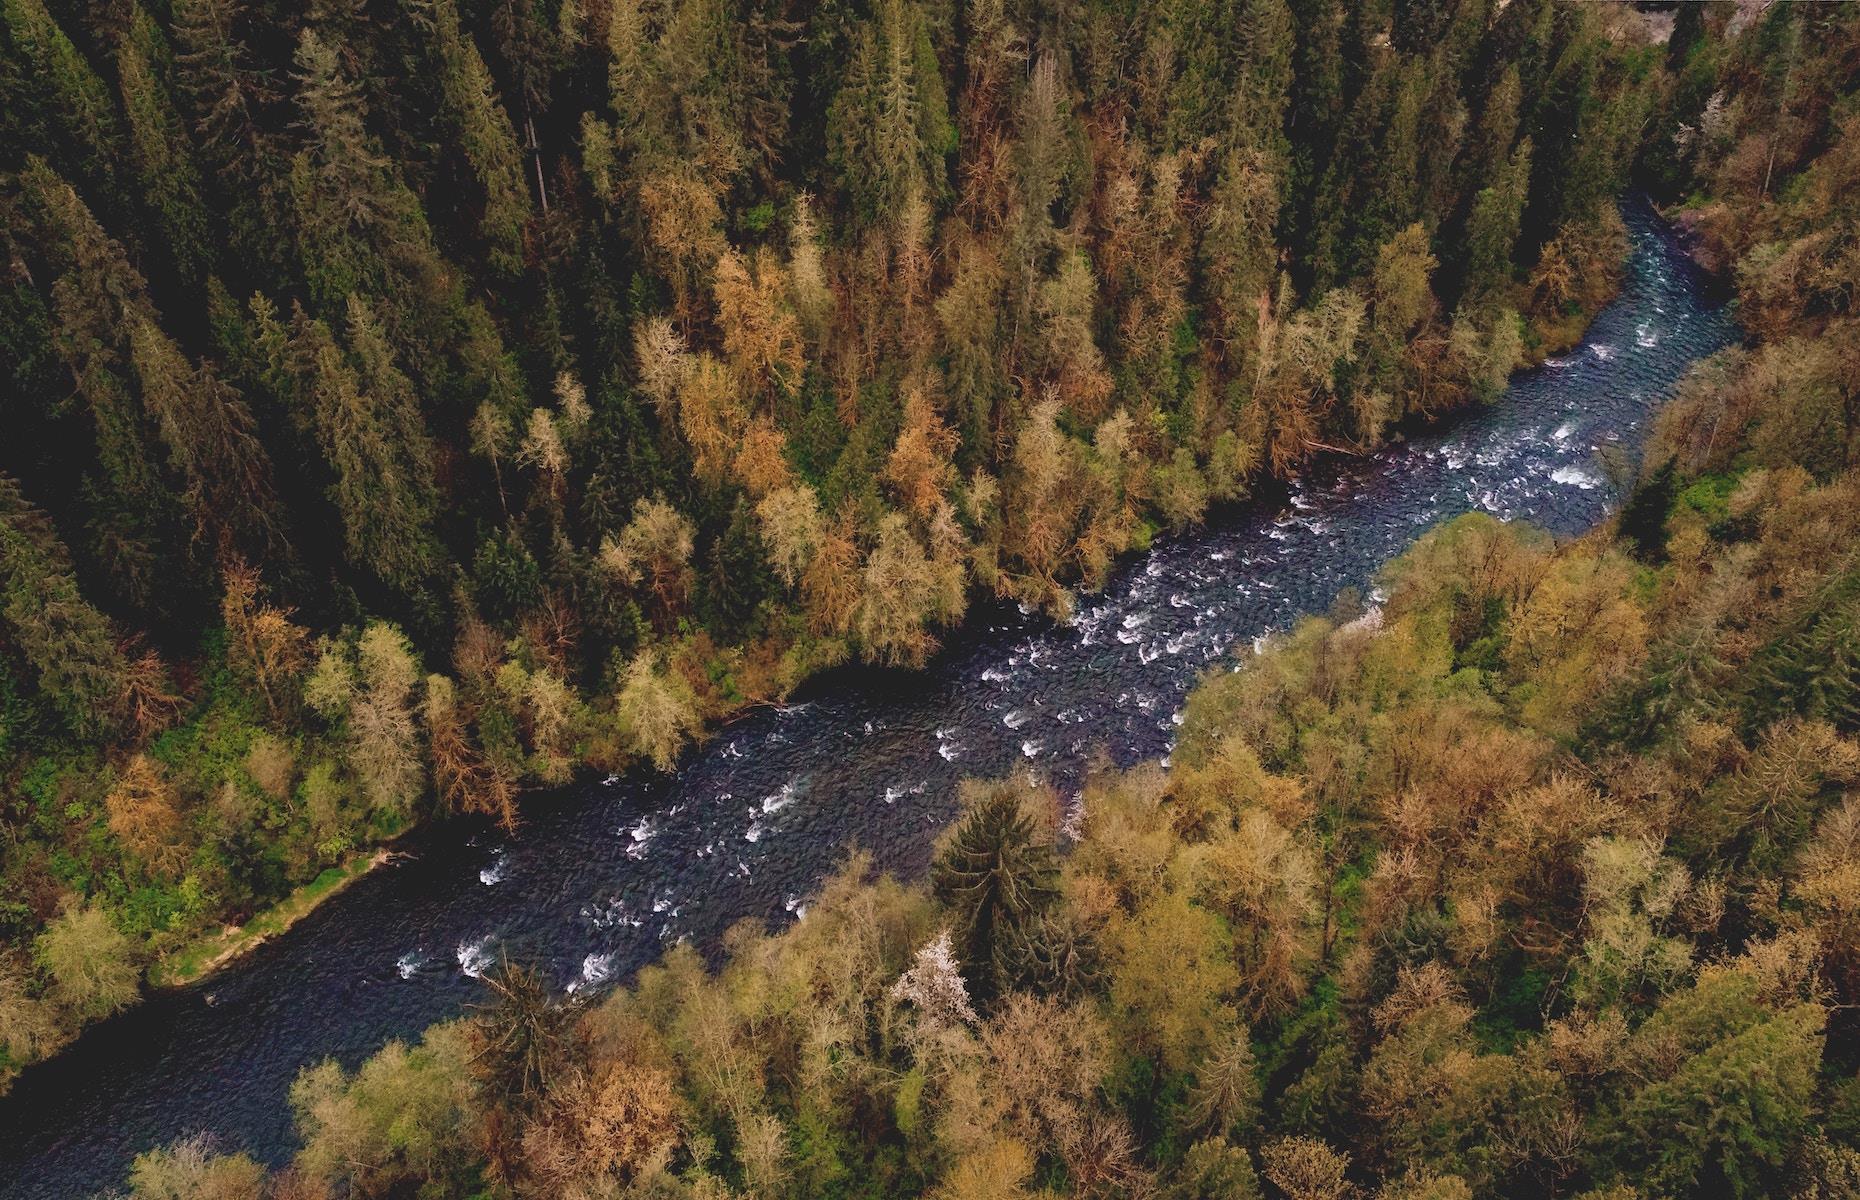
[1021,740,1042,758]
[1590,343,1616,361]
[396,951,423,980]
[1003,709,1031,730]
[575,953,614,991]
[1553,422,1576,442]
[457,937,494,978]
[761,782,799,814]
[478,854,507,886]
[1551,465,1601,489]
[938,741,962,762]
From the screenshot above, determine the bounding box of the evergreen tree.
[0,474,129,738]
[116,27,211,282]
[291,301,438,596]
[411,0,531,276]
[127,318,282,561]
[18,159,190,612]
[1460,138,1532,307]
[825,0,954,223]
[932,780,1059,1003]
[703,495,773,641]
[1,0,123,194]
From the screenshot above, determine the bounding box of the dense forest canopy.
[0,0,1668,1082]
[98,0,1860,1191]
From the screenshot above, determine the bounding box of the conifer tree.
[933,780,1058,1003]
[0,474,129,738]
[411,0,531,276]
[18,159,187,610]
[116,28,211,282]
[127,318,281,560]
[2,0,122,189]
[703,495,774,641]
[1461,139,1533,307]
[291,302,438,594]
[825,0,953,224]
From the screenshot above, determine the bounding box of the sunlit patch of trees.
[0,0,1820,1109]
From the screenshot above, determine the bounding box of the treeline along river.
[0,199,1737,1198]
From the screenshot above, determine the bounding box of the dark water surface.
[0,200,1735,1198]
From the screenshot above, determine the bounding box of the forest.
[84,0,1860,1192]
[6,0,1860,1192]
[0,0,1667,1082]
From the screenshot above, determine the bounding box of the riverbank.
[147,850,391,990]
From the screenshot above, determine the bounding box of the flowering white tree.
[890,929,978,1029]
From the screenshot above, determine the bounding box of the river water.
[0,199,1735,1197]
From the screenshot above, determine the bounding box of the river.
[0,198,1736,1197]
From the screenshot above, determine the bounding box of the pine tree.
[290,303,438,595]
[411,0,531,276]
[1460,138,1532,307]
[1,0,123,191]
[116,27,211,282]
[171,0,275,181]
[171,0,289,275]
[826,0,951,223]
[18,159,189,611]
[932,779,1058,1003]
[127,318,282,561]
[0,474,129,738]
[702,495,774,641]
